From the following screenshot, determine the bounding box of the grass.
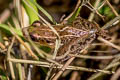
[0,0,120,80]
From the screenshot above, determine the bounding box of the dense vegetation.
[0,0,120,80]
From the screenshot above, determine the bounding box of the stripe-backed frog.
[23,16,110,60]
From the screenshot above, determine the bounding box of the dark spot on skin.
[46,40,51,43]
[40,39,44,42]
[103,35,111,40]
[70,45,74,50]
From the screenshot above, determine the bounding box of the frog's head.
[22,20,41,39]
[25,20,42,35]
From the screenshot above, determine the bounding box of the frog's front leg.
[55,36,87,61]
[71,34,96,54]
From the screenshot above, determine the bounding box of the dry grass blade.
[87,1,105,20]
[97,0,106,10]
[0,9,11,24]
[88,62,120,80]
[14,0,24,28]
[8,58,114,74]
[8,23,39,60]
[110,68,120,80]
[88,56,120,80]
[53,57,75,80]
[88,0,101,21]
[105,0,119,16]
[52,46,89,80]
[7,37,15,80]
[98,37,120,51]
[102,15,120,29]
[69,54,120,60]
[62,0,81,22]
[0,42,6,49]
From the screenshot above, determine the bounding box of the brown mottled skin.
[25,17,110,60]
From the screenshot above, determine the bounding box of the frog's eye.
[32,20,42,27]
[30,34,37,41]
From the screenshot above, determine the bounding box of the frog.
[23,16,110,61]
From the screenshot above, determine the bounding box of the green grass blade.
[22,0,39,24]
[67,6,81,23]
[29,0,56,24]
[0,24,23,37]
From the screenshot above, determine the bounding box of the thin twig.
[8,58,114,74]
[69,54,120,60]
[97,0,106,10]
[45,66,54,80]
[70,71,78,80]
[90,50,118,53]
[62,0,81,22]
[105,0,119,16]
[92,43,108,46]
[98,37,120,51]
[88,57,120,80]
[17,63,23,80]
[110,68,120,80]
[102,15,120,29]
[0,2,13,23]
[52,46,89,80]
[87,1,105,20]
[7,37,15,80]
[27,65,33,80]
[88,62,120,80]
[0,42,6,49]
[8,23,39,60]
[53,57,75,80]
[88,0,101,21]
[15,0,24,28]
